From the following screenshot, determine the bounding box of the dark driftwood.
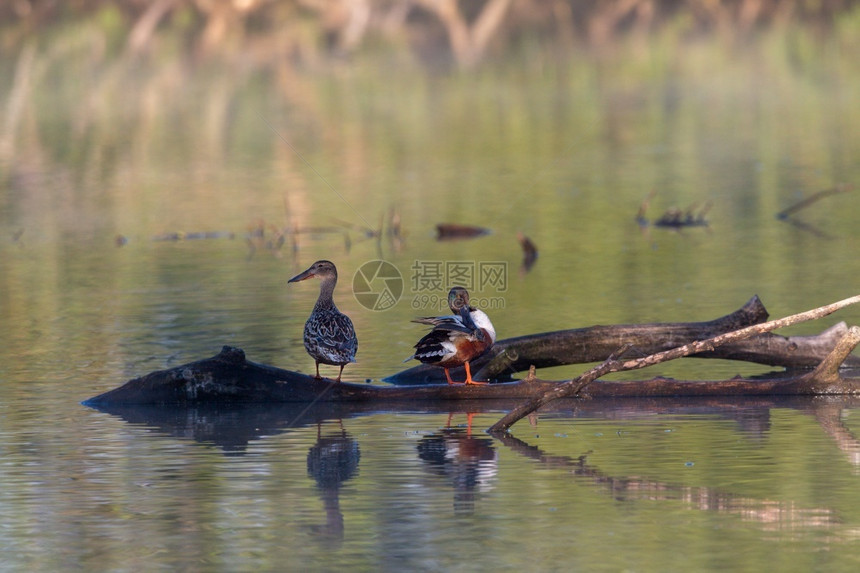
[387,296,860,384]
[83,296,860,407]
[85,339,860,407]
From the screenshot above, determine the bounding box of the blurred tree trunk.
[417,0,512,68]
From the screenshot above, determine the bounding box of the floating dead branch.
[329,217,382,241]
[127,209,397,259]
[242,209,404,260]
[153,231,235,241]
[653,202,711,228]
[245,220,291,259]
[517,232,538,274]
[776,184,852,239]
[777,184,851,220]
[637,192,711,230]
[435,223,491,241]
[244,218,375,260]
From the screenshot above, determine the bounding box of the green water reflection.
[2,23,860,572]
[6,398,860,571]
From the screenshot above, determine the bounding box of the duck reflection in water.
[307,421,360,544]
[417,415,498,514]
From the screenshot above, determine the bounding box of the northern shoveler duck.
[288,260,358,382]
[409,287,496,385]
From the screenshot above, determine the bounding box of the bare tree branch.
[488,294,860,433]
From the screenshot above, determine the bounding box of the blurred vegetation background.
[2,0,858,210]
[4,0,860,68]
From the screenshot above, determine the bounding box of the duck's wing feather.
[411,314,476,336]
[411,314,456,326]
[305,310,358,363]
[411,328,458,363]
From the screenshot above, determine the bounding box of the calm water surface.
[2,33,860,571]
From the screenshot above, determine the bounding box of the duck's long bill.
[288,268,315,283]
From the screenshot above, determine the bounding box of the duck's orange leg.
[314,361,322,379]
[463,362,488,385]
[335,364,345,383]
[444,368,457,385]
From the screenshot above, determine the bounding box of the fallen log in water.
[84,339,860,406]
[387,296,860,384]
[83,295,860,408]
[82,345,550,405]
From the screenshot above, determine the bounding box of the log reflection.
[86,397,860,531]
[493,430,838,531]
[809,402,860,474]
